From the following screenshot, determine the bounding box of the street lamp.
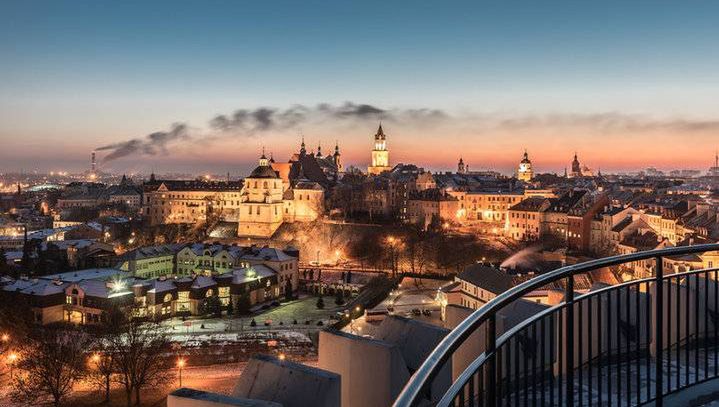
[7,352,18,380]
[177,358,186,387]
[1,333,9,342]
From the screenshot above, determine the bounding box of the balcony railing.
[393,243,719,406]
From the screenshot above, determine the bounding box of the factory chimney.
[91,151,97,172]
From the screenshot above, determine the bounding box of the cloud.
[98,102,447,162]
[96,105,718,164]
[96,123,189,162]
[489,112,719,134]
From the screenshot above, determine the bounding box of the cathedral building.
[367,123,391,175]
[238,142,333,238]
[238,152,285,237]
[517,150,534,182]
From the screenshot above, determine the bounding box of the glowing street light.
[7,352,18,380]
[1,333,9,342]
[177,358,186,387]
[278,353,286,361]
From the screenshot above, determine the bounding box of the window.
[163,293,173,303]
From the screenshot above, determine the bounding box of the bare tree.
[106,313,172,406]
[402,229,430,277]
[10,326,92,407]
[86,349,115,403]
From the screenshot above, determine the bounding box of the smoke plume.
[97,123,190,162]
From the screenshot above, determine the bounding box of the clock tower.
[368,123,391,175]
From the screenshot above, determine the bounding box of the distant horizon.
[3,1,719,174]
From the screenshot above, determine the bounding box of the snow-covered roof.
[191,275,217,289]
[146,278,177,293]
[41,268,128,282]
[27,226,76,240]
[231,264,277,285]
[41,239,97,251]
[241,247,294,262]
[3,278,67,296]
[73,279,132,299]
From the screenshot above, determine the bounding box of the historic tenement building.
[407,189,460,228]
[143,178,243,226]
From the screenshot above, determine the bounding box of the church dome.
[249,165,279,179]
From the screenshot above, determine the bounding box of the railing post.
[655,256,664,406]
[565,275,574,406]
[486,314,496,406]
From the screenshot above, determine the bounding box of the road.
[343,277,448,336]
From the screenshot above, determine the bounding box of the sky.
[1,0,719,176]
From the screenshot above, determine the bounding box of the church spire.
[376,122,385,140]
[317,141,322,157]
[300,134,306,154]
[259,147,269,167]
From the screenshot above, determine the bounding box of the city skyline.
[3,1,719,173]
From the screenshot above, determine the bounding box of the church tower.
[333,141,343,174]
[517,150,534,182]
[457,157,466,174]
[570,152,582,178]
[368,123,391,175]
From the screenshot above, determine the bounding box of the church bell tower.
[368,123,391,175]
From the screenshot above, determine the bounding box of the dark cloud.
[97,123,189,162]
[331,102,385,118]
[98,102,448,162]
[209,102,447,134]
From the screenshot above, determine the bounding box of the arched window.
[163,293,172,303]
[206,289,214,297]
[263,181,268,189]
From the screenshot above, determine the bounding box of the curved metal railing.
[393,243,719,406]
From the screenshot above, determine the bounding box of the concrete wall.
[168,388,281,407]
[374,316,452,404]
[319,329,409,407]
[234,354,340,407]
